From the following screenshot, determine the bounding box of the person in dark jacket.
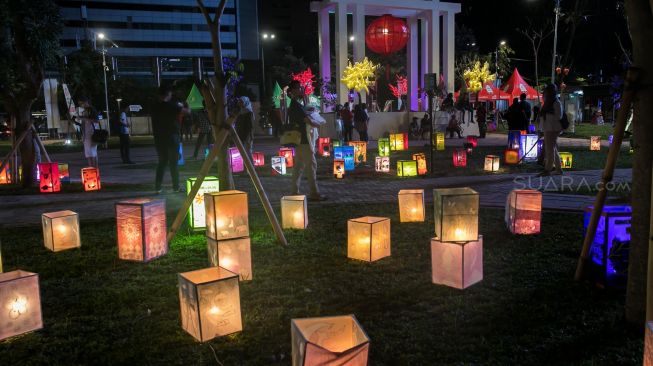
[353,103,369,141]
[506,98,526,131]
[192,103,213,159]
[152,85,186,193]
[519,93,532,130]
[340,102,354,142]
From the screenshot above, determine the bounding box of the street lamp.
[98,32,110,140]
[495,40,507,77]
[551,0,562,83]
[260,32,275,99]
[116,98,122,113]
[349,35,355,42]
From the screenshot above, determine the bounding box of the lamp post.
[260,32,275,100]
[98,33,111,141]
[551,0,562,83]
[495,40,506,77]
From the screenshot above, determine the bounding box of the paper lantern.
[584,205,631,286]
[434,132,445,151]
[42,210,81,252]
[205,190,249,241]
[389,133,408,151]
[58,163,70,184]
[519,134,539,162]
[347,216,391,262]
[0,270,43,341]
[507,130,525,149]
[504,148,520,165]
[466,136,478,148]
[207,238,252,281]
[271,156,287,175]
[332,140,341,148]
[453,149,467,167]
[590,136,601,151]
[291,315,370,366]
[377,138,390,157]
[115,198,168,262]
[396,160,417,177]
[81,167,101,191]
[365,14,409,55]
[528,124,537,133]
[484,155,500,172]
[559,152,573,169]
[318,137,331,157]
[228,147,244,173]
[38,162,60,193]
[348,141,367,164]
[333,159,345,179]
[0,164,11,184]
[252,152,265,167]
[431,235,483,289]
[178,266,242,342]
[279,147,295,168]
[281,195,308,229]
[333,146,355,171]
[186,176,220,230]
[463,142,474,155]
[412,153,427,175]
[398,189,425,222]
[505,189,542,235]
[374,156,390,173]
[433,188,479,242]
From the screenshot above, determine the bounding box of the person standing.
[118,107,134,164]
[506,98,524,131]
[192,103,213,159]
[538,84,563,176]
[75,96,99,167]
[152,85,185,193]
[181,102,193,142]
[334,104,344,143]
[476,103,487,138]
[340,102,354,143]
[353,103,369,141]
[235,96,254,158]
[519,93,532,130]
[446,113,462,138]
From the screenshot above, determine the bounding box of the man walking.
[519,93,532,130]
[152,85,186,193]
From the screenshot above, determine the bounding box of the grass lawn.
[0,204,642,365]
[0,136,155,156]
[494,122,618,140]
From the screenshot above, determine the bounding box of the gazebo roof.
[310,0,461,16]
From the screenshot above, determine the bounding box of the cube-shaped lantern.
[81,167,101,191]
[0,270,43,341]
[348,141,367,164]
[318,137,331,157]
[377,137,390,157]
[504,148,520,165]
[38,162,60,193]
[115,198,168,262]
[205,190,249,241]
[396,160,417,177]
[279,147,295,168]
[375,156,390,173]
[505,189,542,235]
[528,124,537,133]
[207,238,252,281]
[484,155,500,172]
[291,315,370,366]
[252,152,265,167]
[584,205,631,286]
[333,146,354,171]
[347,216,391,262]
[434,132,445,151]
[433,188,479,242]
[0,164,11,184]
[333,159,345,179]
[507,130,525,149]
[186,176,220,230]
[431,236,483,289]
[178,266,242,342]
[228,147,244,173]
[398,189,425,222]
[559,152,573,169]
[42,210,81,252]
[58,163,70,184]
[519,134,539,162]
[590,136,601,151]
[389,133,407,151]
[466,136,478,148]
[271,156,287,175]
[412,153,427,175]
[332,140,341,148]
[281,195,308,229]
[453,149,467,167]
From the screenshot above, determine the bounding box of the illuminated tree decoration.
[463,62,495,93]
[291,68,316,96]
[388,75,408,98]
[341,57,378,94]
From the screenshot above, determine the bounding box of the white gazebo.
[310,0,461,111]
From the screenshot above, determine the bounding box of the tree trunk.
[624,0,653,325]
[15,105,35,188]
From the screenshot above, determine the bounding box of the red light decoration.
[365,15,409,56]
[388,75,408,98]
[453,149,467,167]
[291,68,316,96]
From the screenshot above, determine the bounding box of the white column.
[420,17,429,109]
[407,17,418,111]
[352,3,366,103]
[335,2,348,105]
[318,8,331,88]
[443,11,455,93]
[428,10,440,77]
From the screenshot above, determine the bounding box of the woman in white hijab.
[235,96,254,158]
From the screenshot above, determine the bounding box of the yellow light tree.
[341,57,378,102]
[463,61,495,93]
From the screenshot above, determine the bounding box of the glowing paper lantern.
[333,159,345,179]
[590,136,601,151]
[433,188,479,242]
[463,142,474,155]
[584,205,631,286]
[58,163,70,184]
[318,137,331,157]
[42,210,81,252]
[389,133,408,151]
[348,141,367,164]
[431,235,483,289]
[397,160,417,177]
[178,267,242,342]
[279,147,295,168]
[434,132,445,151]
[466,136,478,148]
[252,152,265,167]
[528,124,536,133]
[205,190,249,241]
[333,146,355,171]
[207,238,252,281]
[375,156,390,173]
[228,147,244,173]
[377,138,390,157]
[291,315,370,366]
[412,153,427,175]
[519,134,539,162]
[186,176,220,230]
[281,195,308,229]
[0,164,11,184]
[453,149,467,167]
[507,130,525,149]
[484,155,500,172]
[504,148,520,165]
[398,189,425,222]
[505,189,542,235]
[559,152,573,169]
[271,156,287,175]
[38,162,60,193]
[0,270,43,341]
[115,198,168,262]
[81,167,101,191]
[347,216,391,262]
[365,14,409,55]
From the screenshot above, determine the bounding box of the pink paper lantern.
[431,235,483,289]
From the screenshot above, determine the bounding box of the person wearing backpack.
[537,84,563,176]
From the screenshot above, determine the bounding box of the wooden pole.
[0,120,35,174]
[648,159,653,320]
[574,67,640,281]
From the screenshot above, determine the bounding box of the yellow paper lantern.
[431,235,483,289]
[281,195,308,229]
[207,238,252,281]
[115,198,168,262]
[348,141,367,164]
[205,190,249,241]
[506,189,542,235]
[42,210,81,252]
[433,188,479,242]
[559,152,573,169]
[347,216,391,262]
[433,132,445,151]
[398,189,425,222]
[0,164,11,184]
[484,155,500,172]
[389,133,407,151]
[0,270,43,340]
[590,136,601,151]
[397,160,417,177]
[178,267,242,342]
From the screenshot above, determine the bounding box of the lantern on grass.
[347,216,391,262]
[186,176,220,230]
[466,136,478,148]
[378,138,390,157]
[590,136,601,151]
[583,205,631,286]
[559,152,573,169]
[333,159,345,179]
[519,134,539,162]
[505,189,542,235]
[398,189,425,222]
[228,147,244,173]
[453,149,467,167]
[396,160,417,177]
[389,133,407,151]
[431,235,483,289]
[42,210,81,252]
[433,188,479,242]
[318,137,331,157]
[281,195,308,229]
[463,142,474,155]
[271,156,287,175]
[81,167,101,191]
[504,148,520,165]
[205,190,249,241]
[332,140,341,148]
[115,199,167,262]
[58,163,70,184]
[0,164,11,184]
[484,155,500,172]
[434,132,445,151]
[178,267,242,342]
[207,238,252,281]
[507,130,524,149]
[348,141,367,164]
[291,315,370,366]
[38,162,60,193]
[374,156,390,173]
[252,152,265,167]
[279,147,295,168]
[0,270,43,341]
[333,146,355,171]
[412,153,427,175]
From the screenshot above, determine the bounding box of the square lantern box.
[115,198,168,262]
[528,123,537,133]
[228,147,244,173]
[205,190,249,241]
[452,149,467,167]
[333,159,345,179]
[431,235,483,289]
[81,167,101,191]
[279,147,295,168]
[42,210,81,252]
[377,137,390,157]
[318,137,331,157]
[58,163,70,184]
[291,315,370,366]
[375,156,390,173]
[398,189,425,222]
[484,155,501,172]
[281,195,308,229]
[0,164,11,184]
[207,237,252,281]
[389,133,408,151]
[38,162,60,193]
[504,148,520,165]
[559,152,573,169]
[505,189,542,235]
[434,132,445,151]
[0,270,43,341]
[396,160,417,177]
[590,136,601,151]
[252,152,265,167]
[507,130,525,149]
[347,216,391,262]
[178,266,242,342]
[433,188,479,242]
[519,134,539,162]
[348,141,367,164]
[271,156,287,175]
[412,153,427,175]
[466,135,478,148]
[584,205,632,287]
[333,146,355,171]
[186,176,220,230]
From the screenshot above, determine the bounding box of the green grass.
[0,204,642,365]
[0,136,155,156]
[494,122,617,140]
[0,182,153,196]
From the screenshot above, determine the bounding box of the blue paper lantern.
[333,146,355,171]
[519,134,539,162]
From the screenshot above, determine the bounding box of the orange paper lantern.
[333,159,345,179]
[115,198,168,262]
[81,167,101,191]
[279,147,295,168]
[38,162,60,193]
[204,190,249,241]
[42,210,81,252]
[504,148,520,165]
[347,216,391,262]
[281,195,308,229]
[398,189,425,222]
[412,153,427,175]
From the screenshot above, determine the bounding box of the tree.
[0,0,62,187]
[463,61,495,93]
[340,57,378,103]
[518,20,554,92]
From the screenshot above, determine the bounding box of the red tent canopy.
[501,68,540,101]
[477,81,509,101]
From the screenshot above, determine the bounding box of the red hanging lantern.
[365,15,409,56]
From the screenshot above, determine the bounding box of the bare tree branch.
[614,32,632,64]
[196,0,214,28]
